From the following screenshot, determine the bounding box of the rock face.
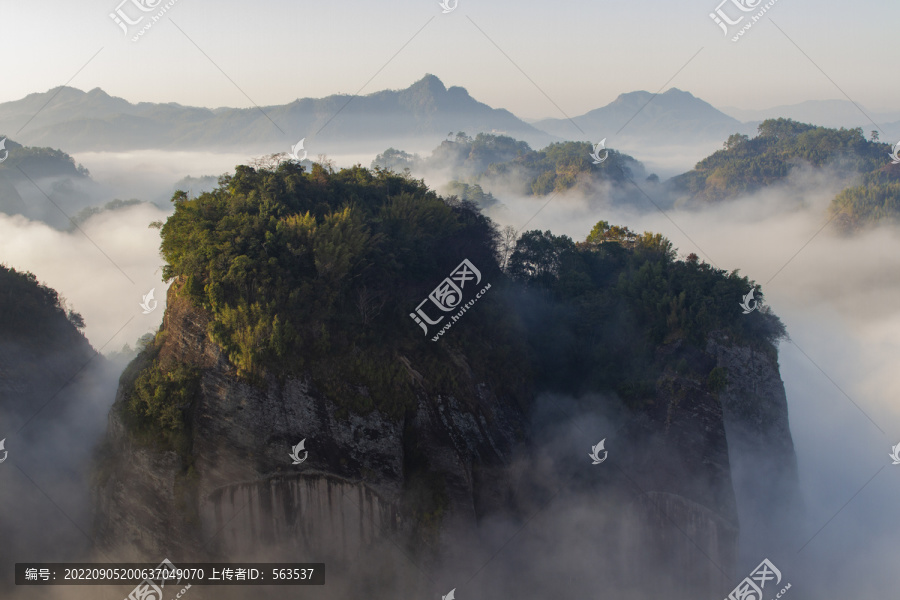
[707,332,801,561]
[612,357,739,596]
[601,333,799,596]
[627,492,739,594]
[92,288,799,599]
[93,282,527,566]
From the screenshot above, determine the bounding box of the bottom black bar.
[15,563,325,585]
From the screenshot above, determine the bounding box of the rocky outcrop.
[93,282,527,564]
[707,332,801,559]
[203,474,397,560]
[607,332,799,594]
[92,287,799,599]
[627,492,738,594]
[609,363,738,595]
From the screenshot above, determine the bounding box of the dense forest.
[373,132,647,200]
[0,137,90,180]
[666,118,900,230]
[829,162,900,230]
[371,122,900,232]
[0,265,86,346]
[669,118,888,202]
[0,136,101,230]
[124,162,784,436]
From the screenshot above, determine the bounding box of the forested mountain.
[0,136,101,228]
[0,265,87,345]
[668,118,888,202]
[93,162,796,600]
[664,118,900,230]
[476,139,646,196]
[372,120,900,232]
[829,162,900,231]
[373,132,654,208]
[0,266,118,591]
[139,162,781,421]
[0,137,89,180]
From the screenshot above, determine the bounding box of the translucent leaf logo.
[589,439,608,464]
[739,289,758,314]
[442,588,456,600]
[140,288,158,314]
[290,439,308,465]
[0,138,8,164]
[289,138,307,161]
[890,443,900,465]
[890,141,900,165]
[589,138,608,164]
[438,0,458,13]
[0,438,7,464]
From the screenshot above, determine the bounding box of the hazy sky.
[1,0,897,119]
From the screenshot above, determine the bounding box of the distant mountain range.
[720,100,900,136]
[1,74,896,158]
[0,75,553,154]
[533,88,754,143]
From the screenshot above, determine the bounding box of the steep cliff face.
[92,287,801,600]
[94,281,527,566]
[600,333,798,594]
[611,356,738,594]
[88,158,801,599]
[707,332,801,558]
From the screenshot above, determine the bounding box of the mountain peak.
[614,90,652,100]
[661,87,694,98]
[409,74,447,94]
[41,85,86,98]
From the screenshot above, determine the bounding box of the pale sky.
[0,0,896,120]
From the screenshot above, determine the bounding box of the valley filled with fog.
[2,138,899,597]
[1,2,898,596]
